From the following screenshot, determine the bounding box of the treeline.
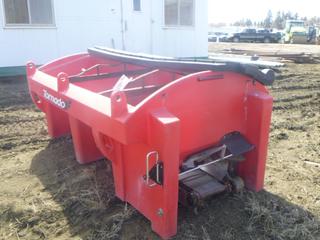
[210,10,320,29]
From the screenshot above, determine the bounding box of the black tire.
[230,176,245,193]
[264,38,271,43]
[233,37,240,43]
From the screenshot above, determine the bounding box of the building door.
[121,0,153,54]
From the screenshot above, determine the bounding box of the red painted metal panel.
[238,91,273,191]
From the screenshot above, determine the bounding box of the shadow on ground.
[30,137,320,240]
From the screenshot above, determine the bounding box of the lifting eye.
[116,95,121,102]
[27,62,35,69]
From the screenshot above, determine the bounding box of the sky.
[208,0,320,23]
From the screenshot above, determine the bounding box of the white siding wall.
[0,0,208,68]
[124,0,208,57]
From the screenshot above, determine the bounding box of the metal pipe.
[179,154,233,179]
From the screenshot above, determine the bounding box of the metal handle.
[145,151,159,187]
[220,144,227,158]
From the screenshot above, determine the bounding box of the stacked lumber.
[220,48,320,64]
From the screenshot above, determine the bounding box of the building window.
[164,0,194,27]
[3,0,54,25]
[133,0,141,11]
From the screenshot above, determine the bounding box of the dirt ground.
[0,43,319,240]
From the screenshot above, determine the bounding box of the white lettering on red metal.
[43,89,68,109]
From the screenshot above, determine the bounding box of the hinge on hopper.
[149,162,164,186]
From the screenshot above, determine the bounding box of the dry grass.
[88,205,136,240]
[244,192,319,240]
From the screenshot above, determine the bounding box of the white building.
[0,0,208,76]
